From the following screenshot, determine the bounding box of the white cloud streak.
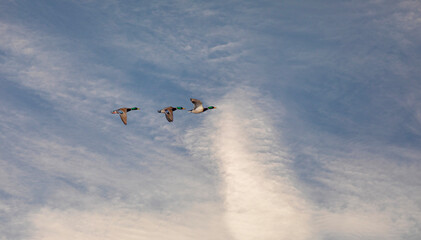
[185,87,421,240]
[185,87,314,240]
[29,203,231,240]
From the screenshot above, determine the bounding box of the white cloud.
[293,138,421,239]
[2,1,421,239]
[314,210,398,240]
[0,20,225,238]
[184,87,421,239]
[0,22,138,119]
[185,87,314,240]
[29,203,231,240]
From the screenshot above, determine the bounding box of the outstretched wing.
[111,109,123,114]
[164,108,174,122]
[119,108,128,125]
[190,98,203,110]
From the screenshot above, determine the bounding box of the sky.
[1,0,421,239]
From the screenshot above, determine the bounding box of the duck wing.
[164,107,174,122]
[190,98,203,110]
[119,108,128,125]
[111,109,122,114]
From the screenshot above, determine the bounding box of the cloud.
[395,1,421,31]
[2,1,421,239]
[29,203,232,240]
[291,134,421,239]
[0,22,133,121]
[0,20,225,238]
[313,210,397,240]
[184,86,421,240]
[184,87,314,240]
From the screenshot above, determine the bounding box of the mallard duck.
[111,107,139,125]
[157,106,184,122]
[188,98,216,114]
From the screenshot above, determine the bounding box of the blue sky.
[1,0,421,239]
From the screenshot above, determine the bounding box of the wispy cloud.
[308,149,421,239]
[0,22,131,122]
[1,0,421,239]
[0,20,224,238]
[185,87,314,240]
[29,203,231,240]
[185,86,421,239]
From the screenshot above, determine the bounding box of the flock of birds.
[111,98,216,125]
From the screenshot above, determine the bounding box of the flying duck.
[188,98,216,114]
[111,107,139,125]
[157,106,184,122]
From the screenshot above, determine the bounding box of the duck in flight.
[188,98,216,114]
[158,106,184,122]
[111,107,139,125]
